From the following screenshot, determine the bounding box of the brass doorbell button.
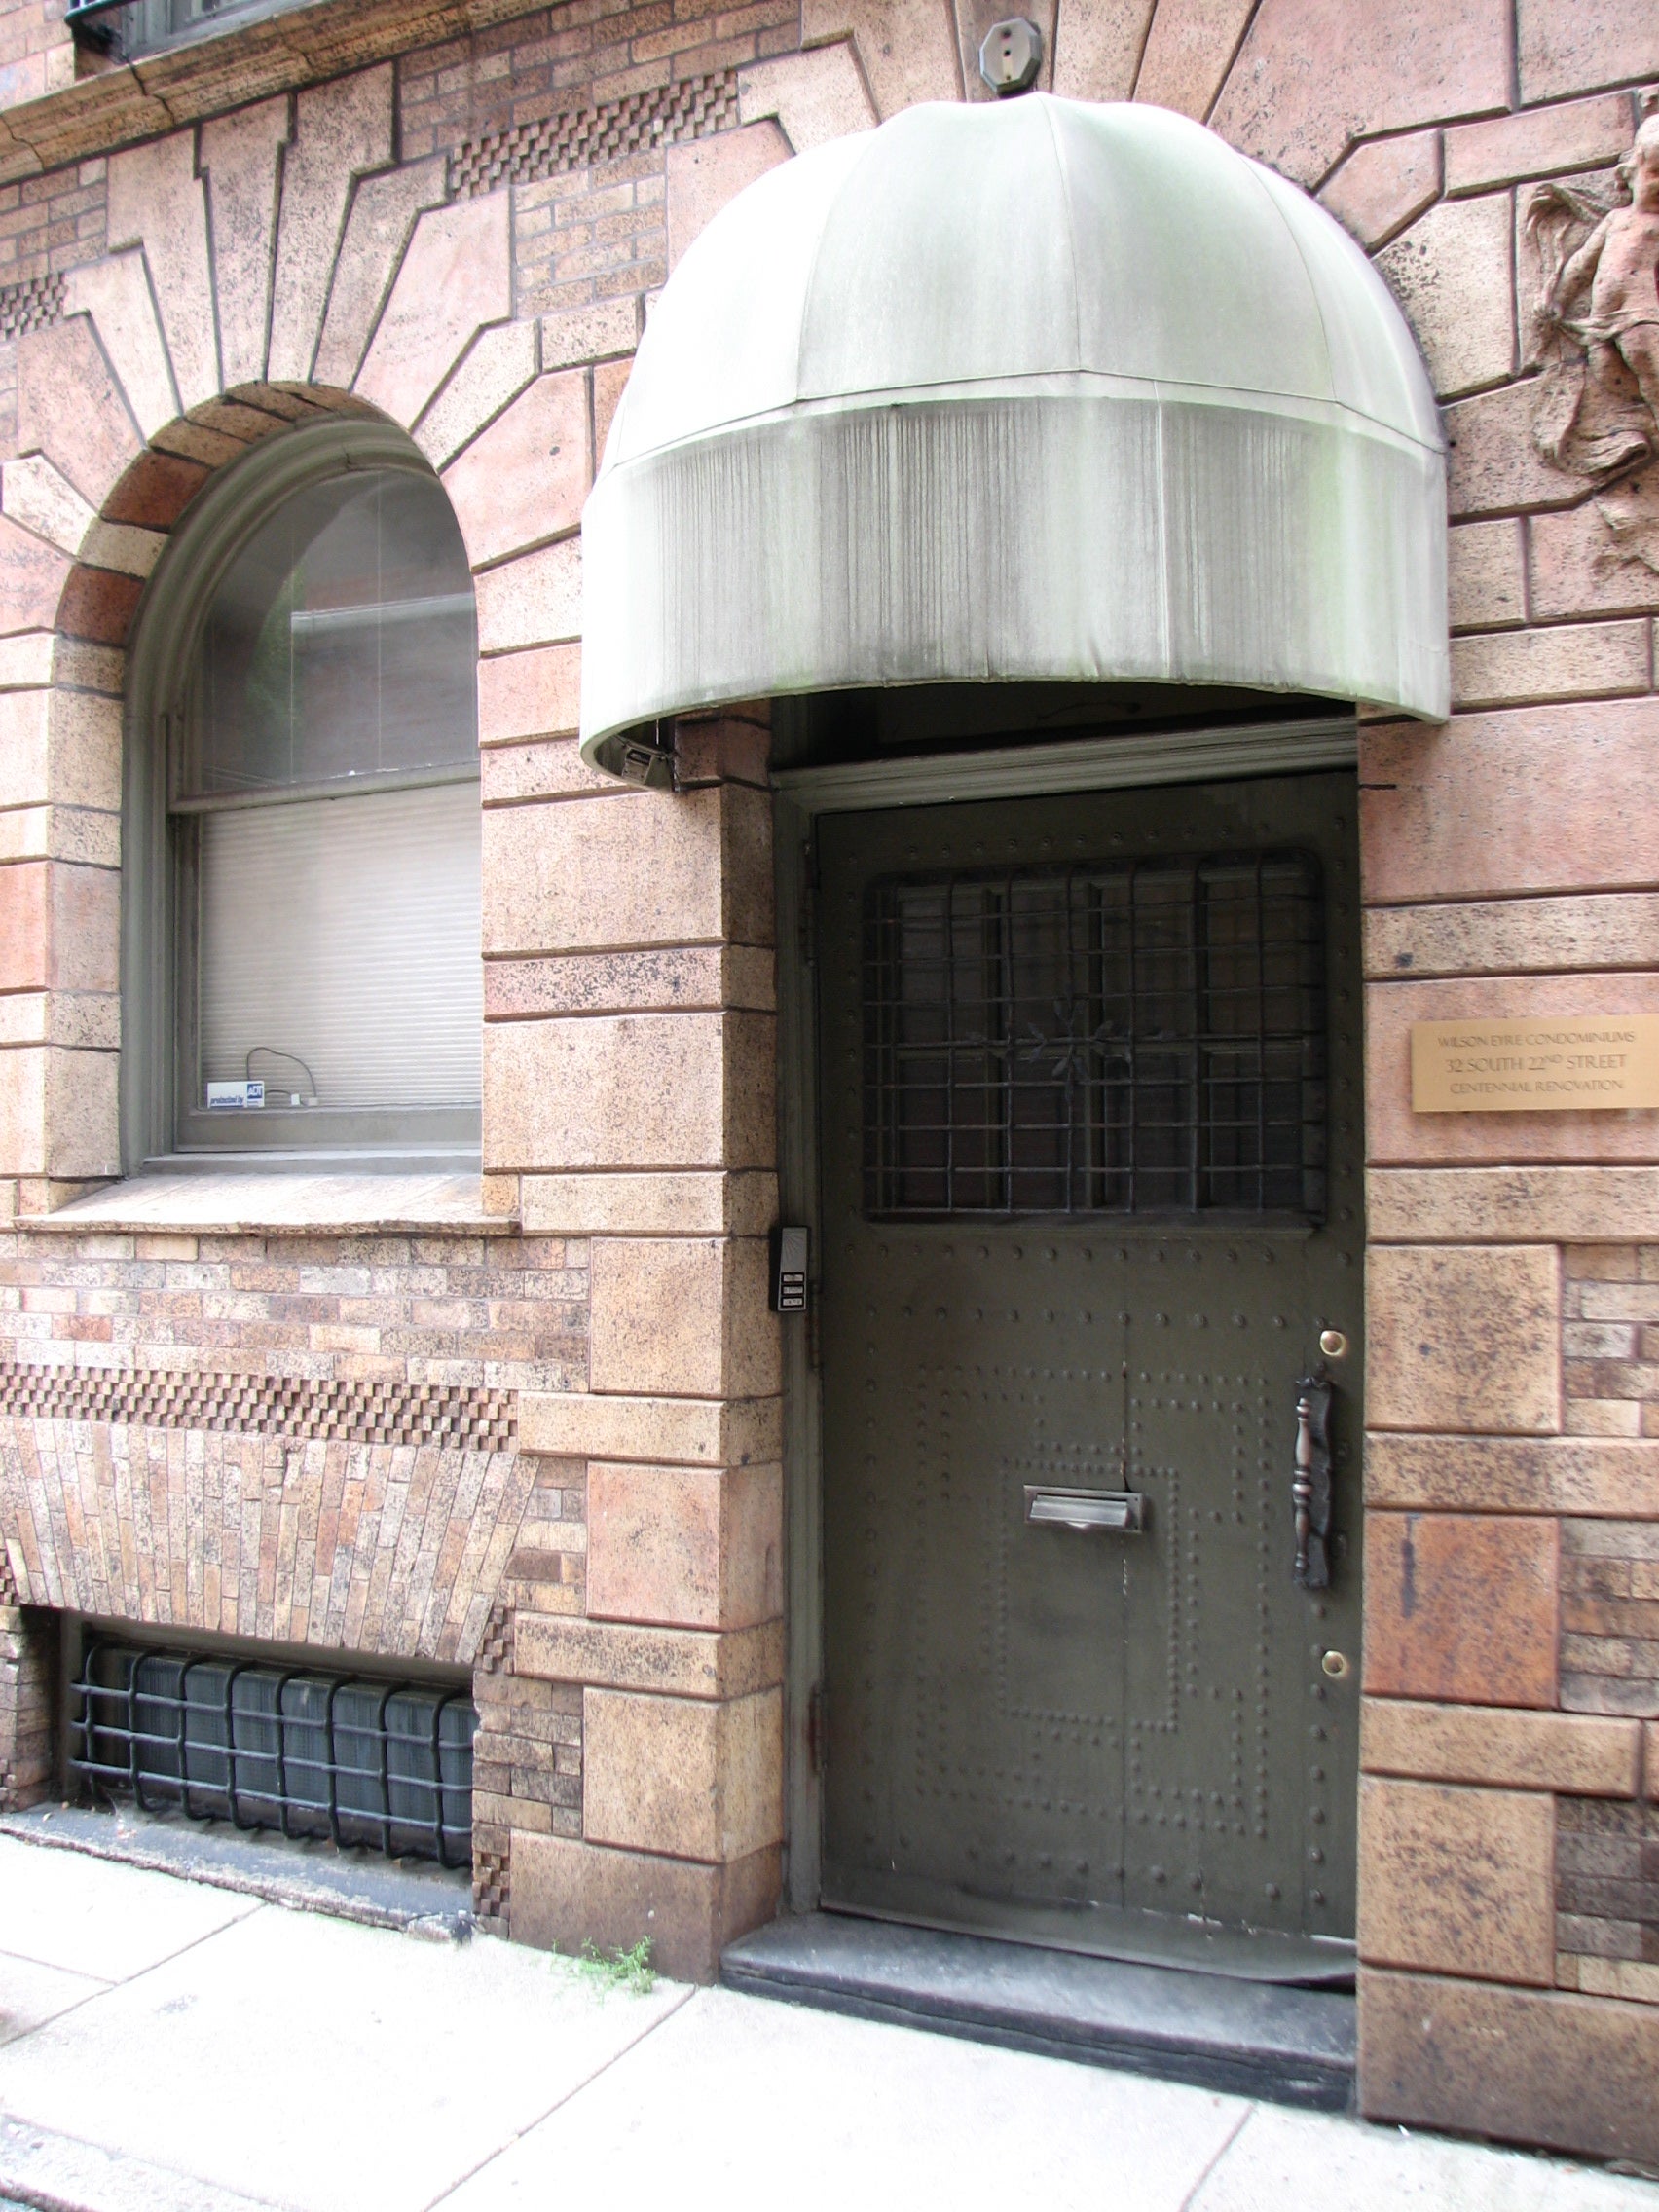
[1320,1650,1351,1679]
[1318,1329,1349,1359]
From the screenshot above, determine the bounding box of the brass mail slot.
[1024,1486,1145,1533]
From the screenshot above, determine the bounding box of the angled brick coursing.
[468,1465,589,1931]
[0,102,523,1198]
[8,1,1653,2107]
[0,1225,587,1658]
[0,1424,533,1663]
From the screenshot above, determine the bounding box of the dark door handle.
[1292,1375,1334,1589]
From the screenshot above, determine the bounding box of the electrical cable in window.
[247,1046,320,1108]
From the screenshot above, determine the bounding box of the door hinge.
[805,1681,828,1776]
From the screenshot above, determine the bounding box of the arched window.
[123,422,481,1168]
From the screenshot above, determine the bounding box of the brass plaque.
[1412,1017,1659,1113]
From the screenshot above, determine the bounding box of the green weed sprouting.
[575,1937,655,1995]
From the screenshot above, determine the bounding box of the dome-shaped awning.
[579,95,1447,772]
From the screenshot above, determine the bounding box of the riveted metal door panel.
[816,772,1363,1966]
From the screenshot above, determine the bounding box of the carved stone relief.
[1527,100,1659,575]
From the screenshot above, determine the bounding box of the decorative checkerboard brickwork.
[474,1838,510,1930]
[0,272,64,341]
[451,69,739,198]
[0,1361,516,1450]
[476,1595,514,1676]
[0,1225,584,1659]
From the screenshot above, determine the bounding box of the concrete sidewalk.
[0,1833,1651,2212]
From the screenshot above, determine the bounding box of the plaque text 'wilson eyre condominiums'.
[1412,1018,1659,1113]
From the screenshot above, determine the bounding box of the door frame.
[771,711,1360,1914]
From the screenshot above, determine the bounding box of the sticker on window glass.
[205,1080,265,1109]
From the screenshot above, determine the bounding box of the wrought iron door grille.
[69,1641,473,1868]
[864,852,1326,1218]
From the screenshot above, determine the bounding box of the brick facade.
[1564,1244,1659,1441]
[0,159,101,287]
[449,68,737,195]
[0,0,1651,2165]
[1561,1517,1659,1721]
[468,1452,591,1931]
[1556,1796,1659,2006]
[0,0,70,114]
[0,0,789,1971]
[397,3,779,157]
[0,1223,591,1926]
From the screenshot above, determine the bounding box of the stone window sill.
[32,1168,514,1235]
[85,0,325,67]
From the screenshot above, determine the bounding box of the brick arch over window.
[0,129,608,1202]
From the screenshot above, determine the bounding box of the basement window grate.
[69,1641,474,1868]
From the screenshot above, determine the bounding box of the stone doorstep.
[719,1912,1356,2113]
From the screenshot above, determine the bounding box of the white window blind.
[198,782,482,1113]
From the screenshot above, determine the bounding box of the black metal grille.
[70,1641,473,1868]
[864,852,1326,1218]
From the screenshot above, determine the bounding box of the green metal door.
[816,771,1363,1976]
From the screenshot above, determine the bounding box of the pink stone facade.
[0,0,1652,2163]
